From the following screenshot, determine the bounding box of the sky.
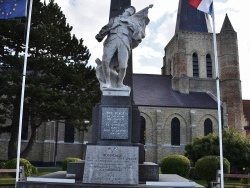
[47,0,250,100]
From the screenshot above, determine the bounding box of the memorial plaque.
[83,145,138,185]
[101,107,129,139]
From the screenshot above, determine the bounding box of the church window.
[171,117,180,146]
[140,116,146,145]
[192,53,199,77]
[64,119,74,143]
[206,54,212,78]
[204,118,213,136]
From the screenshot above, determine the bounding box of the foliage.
[185,130,250,172]
[0,161,5,168]
[240,178,250,184]
[61,157,82,171]
[195,156,230,186]
[187,167,200,180]
[160,154,191,177]
[5,158,37,177]
[0,0,101,159]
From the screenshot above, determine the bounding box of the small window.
[171,117,180,145]
[204,118,213,136]
[64,119,74,143]
[192,53,199,77]
[206,54,212,78]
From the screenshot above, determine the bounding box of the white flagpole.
[15,0,33,185]
[211,4,224,188]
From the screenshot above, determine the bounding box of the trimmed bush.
[5,158,37,177]
[195,155,230,185]
[62,157,82,171]
[160,155,191,177]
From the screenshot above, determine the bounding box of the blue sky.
[47,0,250,100]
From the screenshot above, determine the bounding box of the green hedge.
[160,155,191,177]
[61,157,82,171]
[5,158,37,177]
[195,155,230,185]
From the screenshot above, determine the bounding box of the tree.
[0,0,101,159]
[185,130,250,172]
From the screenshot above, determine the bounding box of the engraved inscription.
[101,107,129,139]
[83,145,138,185]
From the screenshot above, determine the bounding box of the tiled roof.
[133,74,217,109]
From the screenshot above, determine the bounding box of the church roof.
[133,74,217,109]
[175,0,212,33]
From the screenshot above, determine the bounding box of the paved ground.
[16,171,204,188]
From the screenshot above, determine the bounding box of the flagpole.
[15,0,33,185]
[211,6,224,188]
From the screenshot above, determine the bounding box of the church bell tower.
[162,0,245,130]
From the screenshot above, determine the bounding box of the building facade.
[0,0,249,165]
[132,0,249,163]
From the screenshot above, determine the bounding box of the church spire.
[220,14,235,32]
[175,0,212,34]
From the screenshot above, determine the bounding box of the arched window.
[206,54,212,78]
[140,116,146,145]
[171,117,180,145]
[64,119,74,143]
[192,53,199,77]
[204,118,213,136]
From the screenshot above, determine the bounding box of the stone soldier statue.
[95,4,153,91]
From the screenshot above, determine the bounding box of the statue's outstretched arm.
[95,18,115,42]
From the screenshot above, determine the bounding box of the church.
[0,0,249,165]
[132,0,250,163]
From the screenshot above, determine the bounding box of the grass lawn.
[0,167,61,186]
[33,167,62,176]
[0,178,15,185]
[193,178,246,187]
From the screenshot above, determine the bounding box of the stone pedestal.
[83,93,142,185]
[67,161,159,182]
[139,162,159,182]
[83,145,138,185]
[81,91,158,185]
[91,95,144,162]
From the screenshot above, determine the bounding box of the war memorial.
[16,1,203,187]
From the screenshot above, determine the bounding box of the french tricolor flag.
[189,0,213,14]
